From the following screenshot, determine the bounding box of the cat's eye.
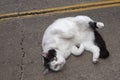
[53,57,57,61]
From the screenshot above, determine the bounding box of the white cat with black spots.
[41,15,109,73]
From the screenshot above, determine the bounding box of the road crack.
[19,30,25,80]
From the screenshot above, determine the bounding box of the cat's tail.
[89,21,104,30]
[94,30,109,59]
[99,46,109,59]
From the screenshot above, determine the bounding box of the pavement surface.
[0,0,101,14]
[0,0,120,80]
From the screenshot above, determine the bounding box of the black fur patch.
[89,21,98,30]
[94,30,109,59]
[76,45,80,48]
[43,49,56,70]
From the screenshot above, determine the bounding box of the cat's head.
[42,49,66,73]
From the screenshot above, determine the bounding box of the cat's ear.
[43,68,49,75]
[41,51,48,57]
[42,53,47,57]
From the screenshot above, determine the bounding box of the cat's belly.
[73,31,94,45]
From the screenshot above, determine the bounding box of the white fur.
[96,22,104,28]
[42,15,103,71]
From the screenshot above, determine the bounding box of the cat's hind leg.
[71,44,84,56]
[84,42,100,63]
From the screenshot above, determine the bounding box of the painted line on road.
[0,0,120,21]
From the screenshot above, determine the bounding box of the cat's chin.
[50,63,65,72]
[50,68,62,72]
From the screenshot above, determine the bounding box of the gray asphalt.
[0,0,101,14]
[0,0,120,80]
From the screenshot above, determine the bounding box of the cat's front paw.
[92,58,99,64]
[71,46,79,56]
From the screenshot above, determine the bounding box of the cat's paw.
[92,58,99,64]
[71,46,79,56]
[96,22,104,29]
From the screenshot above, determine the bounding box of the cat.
[41,15,109,74]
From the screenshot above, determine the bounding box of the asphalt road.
[0,0,120,80]
[0,0,101,14]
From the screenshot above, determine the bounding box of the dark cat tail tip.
[99,50,110,59]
